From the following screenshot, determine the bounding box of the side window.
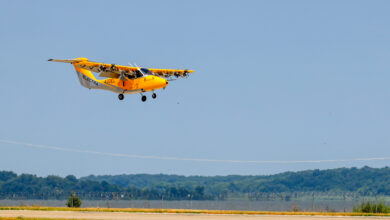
[135,70,143,78]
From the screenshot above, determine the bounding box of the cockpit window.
[140,68,152,75]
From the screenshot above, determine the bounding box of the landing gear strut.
[152,93,157,99]
[141,95,147,102]
[118,94,124,100]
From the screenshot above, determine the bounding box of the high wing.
[148,68,195,78]
[49,58,194,79]
[73,61,140,79]
[79,61,195,79]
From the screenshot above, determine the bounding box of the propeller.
[183,69,189,77]
[110,64,116,71]
[99,65,106,72]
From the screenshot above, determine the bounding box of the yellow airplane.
[48,57,194,101]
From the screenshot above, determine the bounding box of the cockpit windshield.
[140,68,152,75]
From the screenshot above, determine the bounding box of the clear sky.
[1,0,390,177]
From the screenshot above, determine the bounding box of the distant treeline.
[0,171,211,200]
[83,166,390,198]
[1,166,390,200]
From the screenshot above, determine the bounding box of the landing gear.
[152,93,157,99]
[118,94,124,100]
[141,95,147,102]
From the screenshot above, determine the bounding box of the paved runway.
[0,210,389,219]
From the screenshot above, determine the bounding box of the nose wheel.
[152,93,157,99]
[141,95,147,102]
[118,94,124,100]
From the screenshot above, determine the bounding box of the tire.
[118,94,124,100]
[141,95,147,102]
[152,93,157,99]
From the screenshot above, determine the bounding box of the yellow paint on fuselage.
[74,63,168,94]
[100,75,168,92]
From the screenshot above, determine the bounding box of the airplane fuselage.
[75,65,168,95]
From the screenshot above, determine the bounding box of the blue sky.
[1,0,390,177]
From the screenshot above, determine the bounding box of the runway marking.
[1,138,390,164]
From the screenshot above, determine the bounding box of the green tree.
[66,191,82,208]
[353,200,390,213]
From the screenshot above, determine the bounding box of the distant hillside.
[1,166,390,200]
[82,166,390,195]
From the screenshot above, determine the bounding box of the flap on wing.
[99,72,120,78]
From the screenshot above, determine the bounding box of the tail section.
[49,57,101,89]
[48,57,120,92]
[74,66,100,89]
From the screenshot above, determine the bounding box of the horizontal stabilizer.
[48,59,76,63]
[48,57,89,63]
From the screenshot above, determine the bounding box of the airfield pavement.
[0,210,389,220]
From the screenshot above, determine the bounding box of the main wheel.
[118,94,124,100]
[152,93,157,99]
[141,95,147,102]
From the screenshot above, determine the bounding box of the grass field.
[0,206,390,217]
